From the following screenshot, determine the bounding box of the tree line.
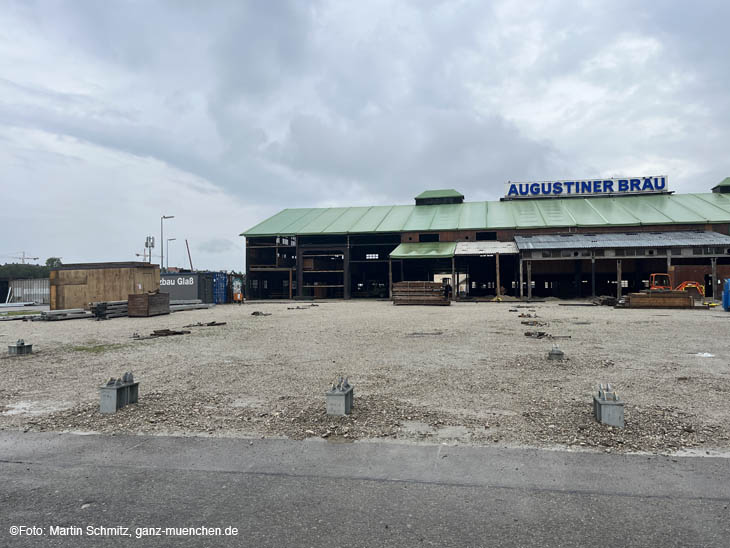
[0,258,62,280]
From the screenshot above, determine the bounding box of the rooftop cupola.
[711,177,730,194]
[414,189,464,206]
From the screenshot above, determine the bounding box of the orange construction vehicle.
[649,273,705,298]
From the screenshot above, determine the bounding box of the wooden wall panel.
[49,265,160,310]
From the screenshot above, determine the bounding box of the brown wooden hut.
[49,262,160,310]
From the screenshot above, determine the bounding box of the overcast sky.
[2,1,730,270]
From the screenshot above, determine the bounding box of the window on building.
[251,280,259,289]
[263,280,268,289]
[476,231,497,241]
[419,233,439,242]
[366,253,379,260]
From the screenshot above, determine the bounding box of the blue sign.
[504,176,668,199]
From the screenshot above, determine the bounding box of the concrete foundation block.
[548,345,564,360]
[99,373,139,414]
[8,340,32,356]
[593,396,624,428]
[326,386,353,416]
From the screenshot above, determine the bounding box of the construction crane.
[4,252,40,264]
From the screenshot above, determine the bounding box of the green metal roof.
[712,177,730,189]
[390,242,456,259]
[414,189,464,199]
[242,192,730,237]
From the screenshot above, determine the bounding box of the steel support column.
[495,252,501,298]
[451,256,456,301]
[343,237,351,300]
[616,259,622,300]
[527,260,532,300]
[712,257,718,300]
[519,258,524,299]
[296,241,303,298]
[388,258,393,300]
[591,257,596,298]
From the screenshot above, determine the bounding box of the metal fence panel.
[9,278,50,304]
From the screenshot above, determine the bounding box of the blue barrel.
[723,279,730,311]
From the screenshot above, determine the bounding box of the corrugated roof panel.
[402,205,438,231]
[484,201,515,228]
[562,200,609,226]
[585,198,641,225]
[612,197,672,224]
[677,194,730,222]
[278,208,332,234]
[457,202,488,229]
[320,207,371,233]
[510,201,546,228]
[390,242,456,258]
[690,193,730,217]
[535,200,576,227]
[348,206,394,233]
[429,204,464,231]
[637,195,707,223]
[242,208,315,236]
[297,207,350,234]
[377,205,416,232]
[515,231,730,250]
[455,241,518,255]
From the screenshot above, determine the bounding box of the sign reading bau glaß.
[504,176,668,199]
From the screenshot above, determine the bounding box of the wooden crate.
[128,292,171,317]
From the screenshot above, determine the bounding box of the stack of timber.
[91,300,129,320]
[626,290,694,309]
[392,281,450,306]
[128,292,170,317]
[32,309,92,321]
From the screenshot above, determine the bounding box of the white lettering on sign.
[160,277,195,286]
[504,176,668,199]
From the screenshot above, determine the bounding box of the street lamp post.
[166,238,176,270]
[160,215,174,272]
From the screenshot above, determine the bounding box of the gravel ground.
[1,300,729,454]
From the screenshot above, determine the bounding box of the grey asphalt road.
[0,432,728,547]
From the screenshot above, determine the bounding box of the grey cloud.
[197,238,236,254]
[2,0,730,225]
